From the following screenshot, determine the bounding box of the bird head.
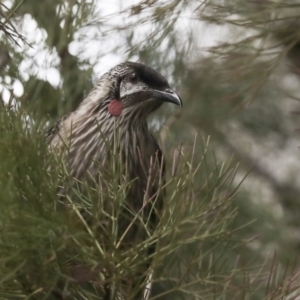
[83,62,182,121]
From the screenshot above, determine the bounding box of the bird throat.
[108,99,123,116]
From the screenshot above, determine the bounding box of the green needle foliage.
[0,104,299,299]
[0,106,227,299]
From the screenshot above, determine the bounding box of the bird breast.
[51,114,163,208]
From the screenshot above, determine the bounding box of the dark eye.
[129,72,138,83]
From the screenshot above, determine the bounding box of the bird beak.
[154,88,183,107]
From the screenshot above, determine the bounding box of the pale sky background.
[0,0,229,101]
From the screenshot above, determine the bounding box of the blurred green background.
[1,0,300,299]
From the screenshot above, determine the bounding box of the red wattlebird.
[47,61,182,299]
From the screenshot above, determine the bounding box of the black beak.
[154,88,182,107]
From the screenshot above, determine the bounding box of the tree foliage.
[1,0,300,299]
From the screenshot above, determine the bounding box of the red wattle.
[108,100,123,116]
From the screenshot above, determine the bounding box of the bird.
[47,61,182,299]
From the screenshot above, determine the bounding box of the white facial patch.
[120,80,148,98]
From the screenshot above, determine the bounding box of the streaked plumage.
[47,61,182,298]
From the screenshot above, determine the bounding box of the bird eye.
[129,72,138,83]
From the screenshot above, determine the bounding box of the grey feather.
[47,61,181,298]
